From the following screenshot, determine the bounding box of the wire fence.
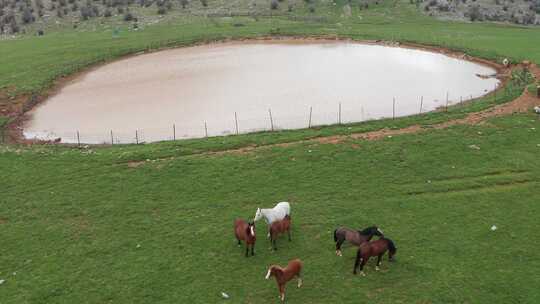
[21,91,495,145]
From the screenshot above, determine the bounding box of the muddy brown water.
[23,41,499,144]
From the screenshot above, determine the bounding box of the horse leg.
[336,238,344,256]
[237,238,241,247]
[297,273,303,288]
[375,254,383,271]
[287,228,291,242]
[279,284,285,302]
[359,257,368,276]
[251,244,255,256]
[245,245,249,257]
[353,249,361,274]
[273,239,277,251]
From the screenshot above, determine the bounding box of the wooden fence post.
[392,98,396,120]
[338,102,342,125]
[419,96,423,114]
[135,130,139,145]
[308,106,313,128]
[173,124,176,141]
[77,130,80,147]
[205,121,208,138]
[110,130,114,145]
[269,109,274,131]
[234,112,239,135]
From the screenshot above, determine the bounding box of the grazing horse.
[234,219,256,257]
[265,259,303,302]
[254,202,291,237]
[269,215,291,250]
[353,237,397,276]
[333,226,384,256]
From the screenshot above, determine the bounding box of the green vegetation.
[1,1,540,303]
[1,113,540,303]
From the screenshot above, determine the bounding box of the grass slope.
[1,113,539,303]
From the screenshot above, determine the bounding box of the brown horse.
[333,226,384,256]
[265,259,303,302]
[353,237,397,276]
[234,219,256,257]
[269,215,291,250]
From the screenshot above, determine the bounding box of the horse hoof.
[360,272,366,277]
[375,266,380,271]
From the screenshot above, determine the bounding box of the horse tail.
[386,238,397,254]
[333,229,338,242]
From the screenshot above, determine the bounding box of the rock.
[491,225,497,231]
[221,292,229,299]
[468,144,481,150]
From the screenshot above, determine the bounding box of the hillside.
[421,0,540,25]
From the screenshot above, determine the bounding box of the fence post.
[268,109,274,131]
[338,102,342,125]
[234,112,239,135]
[419,96,423,114]
[173,124,176,141]
[392,98,396,120]
[205,121,208,138]
[494,84,497,103]
[77,130,80,147]
[446,92,449,112]
[110,130,114,145]
[308,106,313,128]
[460,96,463,106]
[135,130,139,145]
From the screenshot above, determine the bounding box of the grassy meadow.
[1,113,540,303]
[1,0,540,303]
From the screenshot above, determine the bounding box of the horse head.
[254,208,262,222]
[359,226,384,238]
[247,221,255,238]
[265,265,279,279]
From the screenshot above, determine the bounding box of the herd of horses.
[234,201,398,301]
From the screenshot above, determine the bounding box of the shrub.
[469,5,482,21]
[200,0,207,7]
[123,11,135,21]
[180,0,188,8]
[270,0,278,9]
[157,6,166,14]
[21,8,35,23]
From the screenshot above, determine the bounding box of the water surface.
[24,41,499,143]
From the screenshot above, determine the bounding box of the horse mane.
[358,226,377,236]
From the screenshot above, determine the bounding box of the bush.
[469,5,482,21]
[180,0,188,8]
[123,11,135,21]
[104,8,112,16]
[157,6,166,14]
[21,8,35,23]
[270,0,278,9]
[200,0,207,7]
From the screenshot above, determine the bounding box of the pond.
[23,41,500,144]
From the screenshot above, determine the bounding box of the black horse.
[333,226,384,256]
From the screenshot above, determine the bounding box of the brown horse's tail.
[386,238,397,255]
[333,229,338,242]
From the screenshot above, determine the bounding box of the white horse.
[254,202,291,237]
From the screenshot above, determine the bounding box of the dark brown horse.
[333,226,384,256]
[265,258,303,302]
[353,237,397,276]
[269,215,291,250]
[234,219,256,257]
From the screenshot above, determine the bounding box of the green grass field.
[1,113,540,303]
[1,0,540,303]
